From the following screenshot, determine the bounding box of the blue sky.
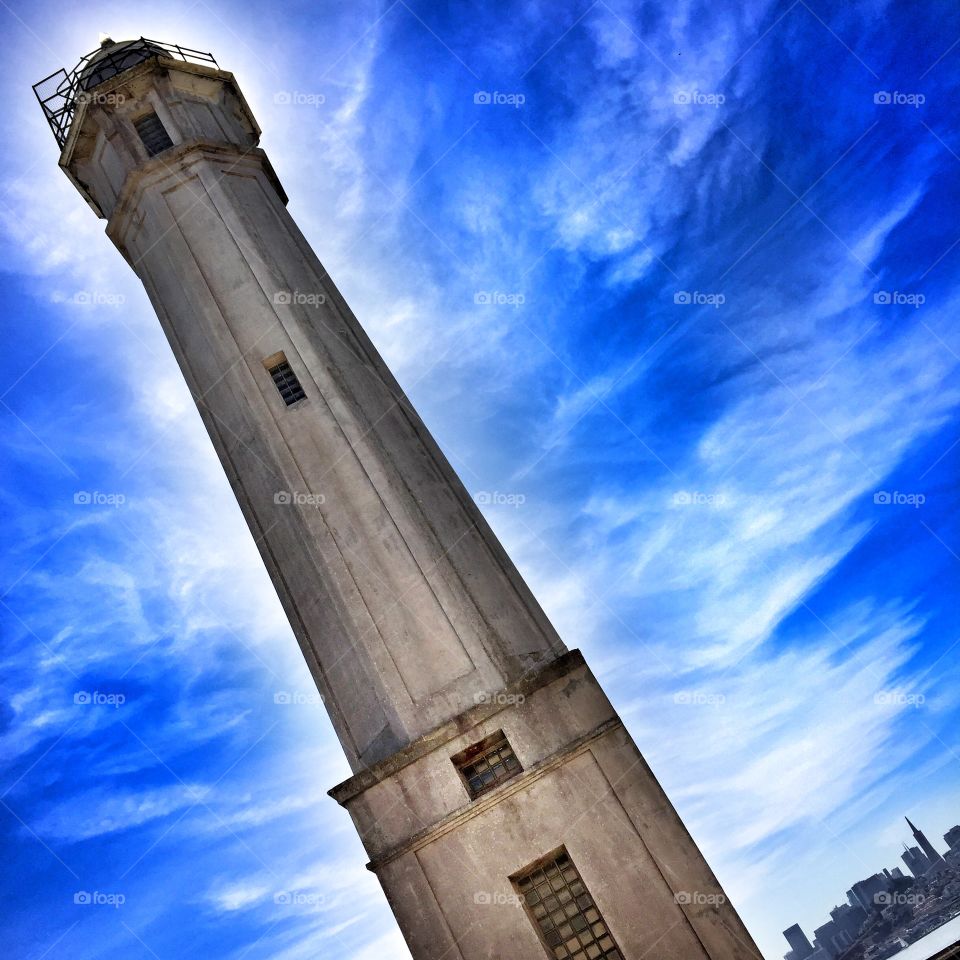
[1,0,959,957]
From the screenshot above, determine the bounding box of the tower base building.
[332,650,757,959]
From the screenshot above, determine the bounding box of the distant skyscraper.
[783,922,815,959]
[907,816,946,869]
[847,873,889,914]
[944,825,960,852]
[902,843,931,878]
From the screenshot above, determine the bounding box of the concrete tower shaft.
[58,50,565,770]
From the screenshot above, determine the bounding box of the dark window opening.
[452,730,521,799]
[265,353,306,406]
[133,112,173,157]
[514,849,623,960]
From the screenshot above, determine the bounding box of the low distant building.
[814,914,860,957]
[832,901,867,933]
[784,923,815,960]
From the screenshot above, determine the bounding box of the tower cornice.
[59,56,269,221]
[365,713,624,871]
[329,648,588,804]
[59,56,258,170]
[105,140,288,263]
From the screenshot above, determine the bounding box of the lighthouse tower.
[34,39,760,960]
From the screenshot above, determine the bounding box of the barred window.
[133,112,173,156]
[451,730,521,799]
[263,352,306,406]
[514,850,623,960]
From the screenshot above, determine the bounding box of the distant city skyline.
[783,817,960,959]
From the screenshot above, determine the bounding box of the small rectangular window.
[133,112,173,157]
[452,730,521,799]
[514,849,623,960]
[263,352,306,406]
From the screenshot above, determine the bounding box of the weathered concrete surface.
[66,58,565,771]
[334,653,760,960]
[62,52,763,960]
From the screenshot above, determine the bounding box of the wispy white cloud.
[34,783,211,841]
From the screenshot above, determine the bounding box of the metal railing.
[32,38,218,150]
